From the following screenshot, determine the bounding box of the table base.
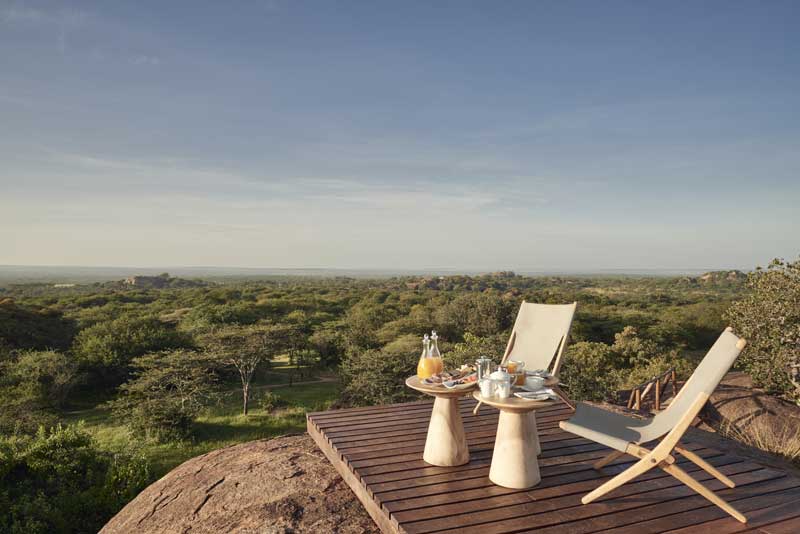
[423,396,470,466]
[489,411,541,488]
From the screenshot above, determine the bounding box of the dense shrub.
[0,300,76,351]
[560,341,620,402]
[340,334,419,406]
[433,293,514,338]
[725,258,800,403]
[109,350,219,441]
[73,315,192,384]
[0,424,150,534]
[443,332,508,369]
[0,350,78,434]
[560,327,693,403]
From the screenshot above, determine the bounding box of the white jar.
[494,377,511,399]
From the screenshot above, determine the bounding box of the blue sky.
[1,1,798,271]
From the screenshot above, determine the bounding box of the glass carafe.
[429,330,444,374]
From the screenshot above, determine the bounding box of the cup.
[525,375,545,391]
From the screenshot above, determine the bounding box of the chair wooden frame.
[566,334,749,523]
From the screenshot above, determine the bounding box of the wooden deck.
[307,397,800,534]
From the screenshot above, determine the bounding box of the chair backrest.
[645,327,746,439]
[502,301,577,375]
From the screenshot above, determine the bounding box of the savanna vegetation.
[1,261,797,533]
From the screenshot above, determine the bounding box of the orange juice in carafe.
[417,334,436,379]
[417,355,440,378]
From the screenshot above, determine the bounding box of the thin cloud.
[131,54,161,66]
[0,6,43,23]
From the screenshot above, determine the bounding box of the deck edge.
[307,416,399,534]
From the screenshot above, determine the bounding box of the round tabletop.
[406,375,477,398]
[472,390,557,413]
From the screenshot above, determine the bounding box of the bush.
[443,332,507,369]
[109,350,219,442]
[0,350,78,434]
[11,350,79,409]
[339,334,419,406]
[258,390,284,412]
[0,424,150,534]
[560,327,694,403]
[560,341,621,402]
[433,293,514,338]
[73,315,192,385]
[725,258,800,403]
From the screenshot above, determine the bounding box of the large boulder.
[102,434,379,534]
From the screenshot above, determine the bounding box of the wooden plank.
[336,428,579,456]
[517,472,799,534]
[310,398,565,425]
[758,504,800,533]
[317,407,572,436]
[386,449,726,523]
[656,493,800,534]
[405,465,776,534]
[306,417,398,534]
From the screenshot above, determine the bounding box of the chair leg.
[593,450,626,470]
[661,462,746,523]
[674,445,735,488]
[582,456,655,504]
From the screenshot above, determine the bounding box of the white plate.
[525,370,552,378]
[514,391,552,401]
[443,380,475,389]
[519,385,556,393]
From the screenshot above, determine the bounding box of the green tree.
[340,334,420,406]
[0,299,76,352]
[308,325,345,368]
[560,341,621,402]
[0,424,150,534]
[109,350,219,441]
[434,293,514,338]
[725,258,800,403]
[9,350,79,409]
[0,350,79,433]
[201,324,290,415]
[443,332,508,369]
[72,315,191,385]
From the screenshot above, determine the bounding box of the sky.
[1,1,798,272]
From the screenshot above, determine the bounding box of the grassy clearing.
[62,380,340,477]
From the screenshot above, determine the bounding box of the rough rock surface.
[102,434,380,534]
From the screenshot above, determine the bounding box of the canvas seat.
[559,402,652,452]
[474,301,577,414]
[559,327,749,523]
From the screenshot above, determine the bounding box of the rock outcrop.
[102,434,379,534]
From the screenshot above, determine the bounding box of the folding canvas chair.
[559,327,748,523]
[475,301,577,414]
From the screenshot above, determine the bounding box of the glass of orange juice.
[506,360,526,385]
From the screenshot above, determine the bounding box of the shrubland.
[1,265,786,533]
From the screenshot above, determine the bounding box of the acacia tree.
[202,324,291,415]
[725,258,800,403]
[109,349,219,441]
